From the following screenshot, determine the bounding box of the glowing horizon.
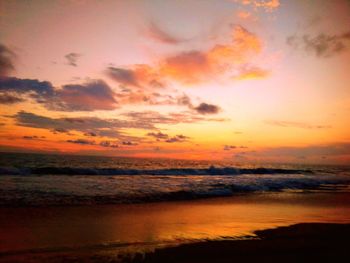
[1,0,350,164]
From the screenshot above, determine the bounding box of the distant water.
[1,152,350,206]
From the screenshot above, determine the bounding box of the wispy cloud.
[265,120,331,129]
[287,31,350,58]
[64,52,81,67]
[165,134,189,143]
[233,0,280,12]
[146,21,186,45]
[0,43,16,77]
[233,65,270,80]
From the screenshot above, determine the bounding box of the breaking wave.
[0,166,313,176]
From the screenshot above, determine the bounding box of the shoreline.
[1,223,349,262]
[137,223,350,263]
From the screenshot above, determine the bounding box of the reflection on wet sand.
[1,192,350,261]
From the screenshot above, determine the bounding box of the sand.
[1,192,350,262]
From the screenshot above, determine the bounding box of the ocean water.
[1,152,350,206]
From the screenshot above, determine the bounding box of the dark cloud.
[265,120,331,129]
[107,67,139,87]
[65,52,81,67]
[0,77,117,111]
[147,22,185,45]
[11,109,224,144]
[165,134,189,143]
[122,141,138,146]
[0,77,55,103]
[287,31,350,57]
[176,95,221,115]
[67,139,95,145]
[84,132,97,137]
[193,103,220,115]
[224,145,237,151]
[0,93,24,104]
[55,80,117,111]
[22,135,46,141]
[147,131,169,140]
[13,111,153,132]
[53,128,69,133]
[100,140,118,148]
[0,44,16,77]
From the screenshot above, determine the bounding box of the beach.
[1,191,350,262]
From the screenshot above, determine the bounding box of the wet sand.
[1,192,350,262]
[137,223,350,263]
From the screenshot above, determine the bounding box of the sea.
[1,152,350,261]
[0,152,349,206]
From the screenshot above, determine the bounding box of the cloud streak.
[65,52,81,67]
[146,22,186,45]
[0,44,16,77]
[287,31,350,58]
[265,120,331,129]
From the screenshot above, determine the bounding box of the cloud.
[0,77,55,102]
[193,103,221,115]
[161,25,262,84]
[107,67,139,87]
[146,22,185,44]
[65,52,81,67]
[233,65,270,80]
[0,93,24,104]
[11,110,222,144]
[55,80,118,111]
[147,132,169,140]
[108,25,262,86]
[165,134,189,143]
[107,64,165,89]
[224,145,237,150]
[100,140,118,148]
[84,132,97,137]
[234,0,280,12]
[23,135,45,140]
[287,31,350,58]
[12,111,152,137]
[237,11,252,19]
[67,139,95,145]
[265,120,331,129]
[176,94,221,115]
[122,141,138,146]
[124,110,225,126]
[0,77,118,111]
[160,51,210,84]
[0,44,16,77]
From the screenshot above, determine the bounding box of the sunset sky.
[1,0,350,163]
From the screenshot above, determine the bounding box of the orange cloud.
[159,25,263,85]
[160,51,211,84]
[233,66,270,80]
[108,26,264,86]
[234,0,280,12]
[237,10,252,19]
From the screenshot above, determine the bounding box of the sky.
[0,0,350,164]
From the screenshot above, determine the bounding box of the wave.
[0,166,313,176]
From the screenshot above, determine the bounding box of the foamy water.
[1,152,350,206]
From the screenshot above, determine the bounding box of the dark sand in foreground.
[137,223,350,263]
[1,223,349,262]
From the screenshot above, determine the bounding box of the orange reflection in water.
[1,192,350,255]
